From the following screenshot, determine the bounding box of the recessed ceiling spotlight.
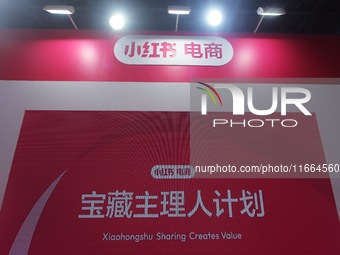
[43,5,75,15]
[207,9,223,26]
[109,14,125,30]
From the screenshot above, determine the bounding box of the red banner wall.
[0,30,340,82]
[0,111,339,255]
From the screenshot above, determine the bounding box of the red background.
[0,30,340,82]
[0,111,339,255]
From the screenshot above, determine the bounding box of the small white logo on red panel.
[114,35,233,66]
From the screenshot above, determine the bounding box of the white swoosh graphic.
[9,170,67,255]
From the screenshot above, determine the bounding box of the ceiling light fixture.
[168,6,191,32]
[254,7,286,33]
[207,9,223,26]
[257,7,286,16]
[168,6,191,15]
[43,5,75,15]
[109,14,125,30]
[43,5,78,30]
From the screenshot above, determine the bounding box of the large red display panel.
[1,30,340,82]
[0,111,339,254]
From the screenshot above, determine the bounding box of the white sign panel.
[114,35,234,66]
